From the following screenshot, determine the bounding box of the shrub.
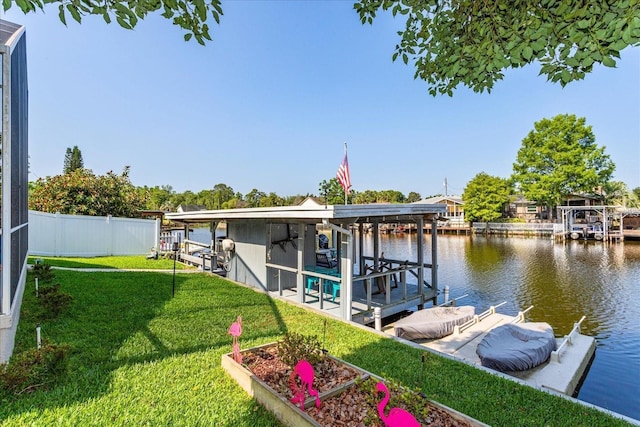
[38,284,73,319]
[277,332,324,366]
[360,377,430,425]
[32,263,55,284]
[0,342,70,395]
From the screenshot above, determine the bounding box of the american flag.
[336,145,351,196]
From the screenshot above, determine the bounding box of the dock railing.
[453,301,508,335]
[472,222,555,236]
[509,305,534,324]
[550,316,586,363]
[360,255,433,289]
[438,294,469,307]
[357,255,436,309]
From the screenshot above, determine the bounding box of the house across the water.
[165,202,446,324]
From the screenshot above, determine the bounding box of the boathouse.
[557,205,623,242]
[165,203,446,324]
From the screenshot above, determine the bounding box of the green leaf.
[58,4,67,25]
[621,26,633,44]
[66,3,82,23]
[577,19,590,29]
[602,56,616,67]
[116,16,132,29]
[212,0,223,15]
[565,57,579,67]
[522,46,533,60]
[15,0,31,12]
[581,56,594,67]
[609,40,627,51]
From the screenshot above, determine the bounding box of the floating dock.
[383,304,596,396]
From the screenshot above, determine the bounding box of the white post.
[443,285,450,304]
[374,307,382,331]
[36,324,41,350]
[155,218,161,252]
[35,278,39,298]
[296,223,305,303]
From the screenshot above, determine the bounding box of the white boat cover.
[393,306,475,340]
[476,322,556,372]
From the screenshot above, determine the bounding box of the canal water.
[368,233,640,421]
[190,228,639,420]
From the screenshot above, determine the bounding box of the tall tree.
[603,181,639,208]
[30,166,145,217]
[356,1,640,95]
[245,188,266,208]
[512,114,615,212]
[222,194,247,209]
[462,173,513,223]
[353,190,378,204]
[212,183,235,209]
[319,178,353,205]
[146,185,175,211]
[63,146,84,174]
[5,1,638,93]
[260,192,284,207]
[406,192,422,203]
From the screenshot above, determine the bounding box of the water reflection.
[368,233,640,421]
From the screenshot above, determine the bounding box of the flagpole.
[337,141,351,205]
[344,143,348,205]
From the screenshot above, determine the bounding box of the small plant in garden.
[277,332,324,367]
[32,262,55,284]
[360,377,430,426]
[0,341,70,395]
[38,283,73,319]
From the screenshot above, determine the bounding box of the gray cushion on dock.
[476,322,556,372]
[393,306,475,340]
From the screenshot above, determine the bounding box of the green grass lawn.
[27,255,195,270]
[0,267,632,426]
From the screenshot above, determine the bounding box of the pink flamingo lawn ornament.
[228,316,242,363]
[289,360,321,411]
[376,381,420,427]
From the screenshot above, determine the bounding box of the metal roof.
[165,203,446,224]
[557,205,620,211]
[0,20,24,51]
[414,195,463,205]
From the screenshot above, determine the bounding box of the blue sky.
[3,2,639,198]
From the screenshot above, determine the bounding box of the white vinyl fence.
[29,211,160,257]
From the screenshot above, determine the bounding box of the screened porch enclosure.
[0,19,29,364]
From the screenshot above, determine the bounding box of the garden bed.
[221,342,488,427]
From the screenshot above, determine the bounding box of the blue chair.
[324,279,340,302]
[306,275,319,294]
